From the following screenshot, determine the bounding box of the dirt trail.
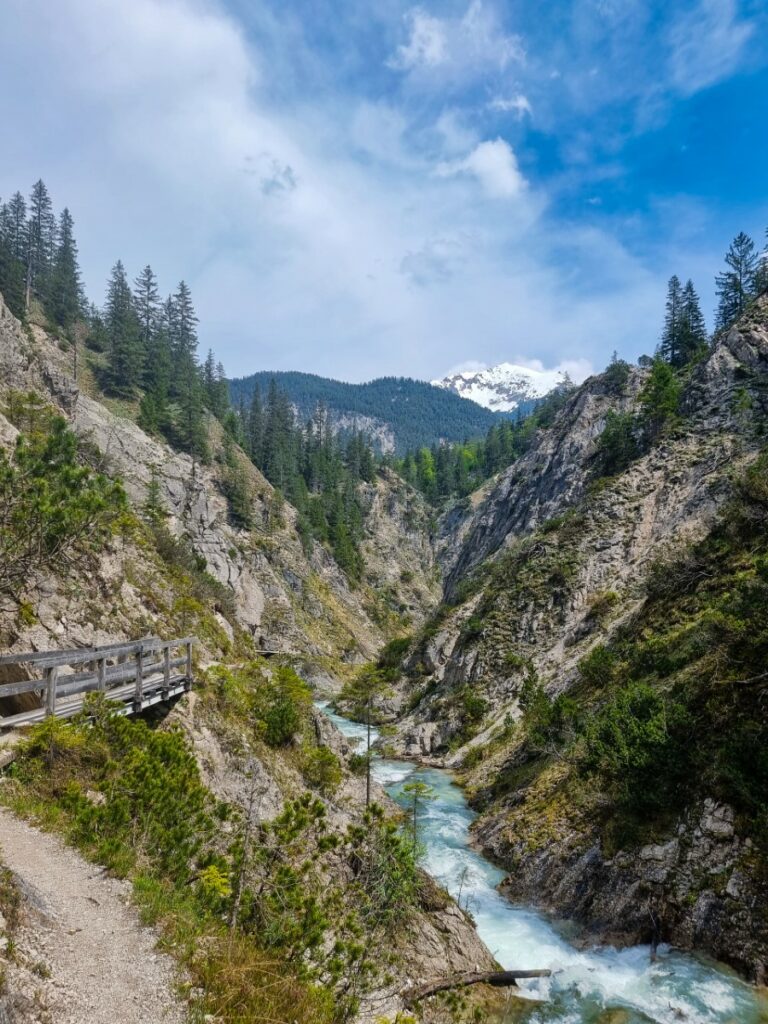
[0,808,185,1024]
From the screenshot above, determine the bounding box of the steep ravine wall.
[389,300,768,981]
[0,294,438,668]
[0,294,494,1020]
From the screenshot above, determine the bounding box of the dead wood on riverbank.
[402,968,552,1006]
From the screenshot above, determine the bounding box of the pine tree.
[1,193,27,260]
[202,349,228,419]
[104,260,142,395]
[247,385,264,467]
[175,359,208,462]
[48,208,83,328]
[715,232,758,331]
[134,266,159,380]
[171,280,198,363]
[0,199,26,318]
[678,280,708,366]
[756,229,768,295]
[25,180,56,309]
[660,275,683,365]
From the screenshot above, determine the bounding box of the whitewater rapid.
[317,702,768,1024]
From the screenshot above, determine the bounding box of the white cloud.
[488,93,533,118]
[0,0,678,383]
[667,0,755,96]
[389,1,524,83]
[388,8,447,70]
[436,139,527,198]
[514,357,593,384]
[400,234,471,287]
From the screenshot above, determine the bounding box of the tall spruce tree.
[49,208,83,328]
[104,260,142,395]
[660,275,684,365]
[25,180,56,309]
[0,198,26,318]
[678,280,708,365]
[165,282,207,460]
[756,229,768,295]
[715,232,758,330]
[171,280,198,363]
[134,265,160,380]
[1,193,27,261]
[247,385,264,466]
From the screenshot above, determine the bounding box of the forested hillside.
[228,370,506,455]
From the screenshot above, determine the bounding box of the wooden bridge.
[0,637,195,730]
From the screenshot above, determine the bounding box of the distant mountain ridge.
[433,361,565,412]
[228,371,506,455]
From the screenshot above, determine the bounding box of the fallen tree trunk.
[403,968,552,1006]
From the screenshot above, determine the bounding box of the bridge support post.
[45,667,58,718]
[185,641,193,690]
[163,646,171,700]
[134,647,144,712]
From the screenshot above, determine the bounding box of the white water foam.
[317,704,768,1023]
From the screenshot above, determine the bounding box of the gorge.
[1,267,768,1023]
[322,702,767,1024]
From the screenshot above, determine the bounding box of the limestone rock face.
[479,795,768,983]
[0,294,437,666]
[390,297,768,978]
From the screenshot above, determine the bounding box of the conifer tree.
[49,208,83,328]
[202,349,229,419]
[175,358,208,462]
[1,193,27,260]
[660,275,683,365]
[247,385,264,467]
[134,265,159,374]
[756,229,768,295]
[0,200,26,318]
[104,260,142,395]
[715,232,758,330]
[171,280,198,363]
[678,280,708,365]
[25,179,56,308]
[214,361,230,419]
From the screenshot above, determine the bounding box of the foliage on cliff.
[0,393,127,600]
[491,450,768,851]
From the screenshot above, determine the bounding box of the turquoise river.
[317,702,768,1024]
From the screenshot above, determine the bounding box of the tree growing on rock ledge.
[715,232,758,331]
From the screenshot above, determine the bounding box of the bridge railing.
[0,636,196,729]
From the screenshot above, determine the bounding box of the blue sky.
[1,0,766,381]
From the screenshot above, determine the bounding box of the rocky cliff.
[0,294,438,669]
[0,294,494,1021]
[390,299,768,981]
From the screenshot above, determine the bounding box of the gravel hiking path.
[0,808,186,1024]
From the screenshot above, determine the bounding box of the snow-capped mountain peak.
[432,362,569,412]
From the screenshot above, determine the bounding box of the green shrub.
[593,410,640,477]
[603,353,632,395]
[301,746,342,795]
[0,412,127,597]
[582,682,691,814]
[253,666,313,748]
[639,359,681,439]
[376,635,412,679]
[578,644,619,687]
